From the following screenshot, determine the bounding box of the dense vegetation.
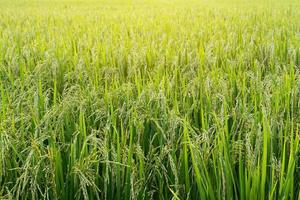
[1,0,300,199]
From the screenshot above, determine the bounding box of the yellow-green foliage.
[1,0,300,199]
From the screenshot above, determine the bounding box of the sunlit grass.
[1,0,300,199]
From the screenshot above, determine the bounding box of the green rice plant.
[1,0,300,199]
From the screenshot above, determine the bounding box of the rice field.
[1,0,300,199]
